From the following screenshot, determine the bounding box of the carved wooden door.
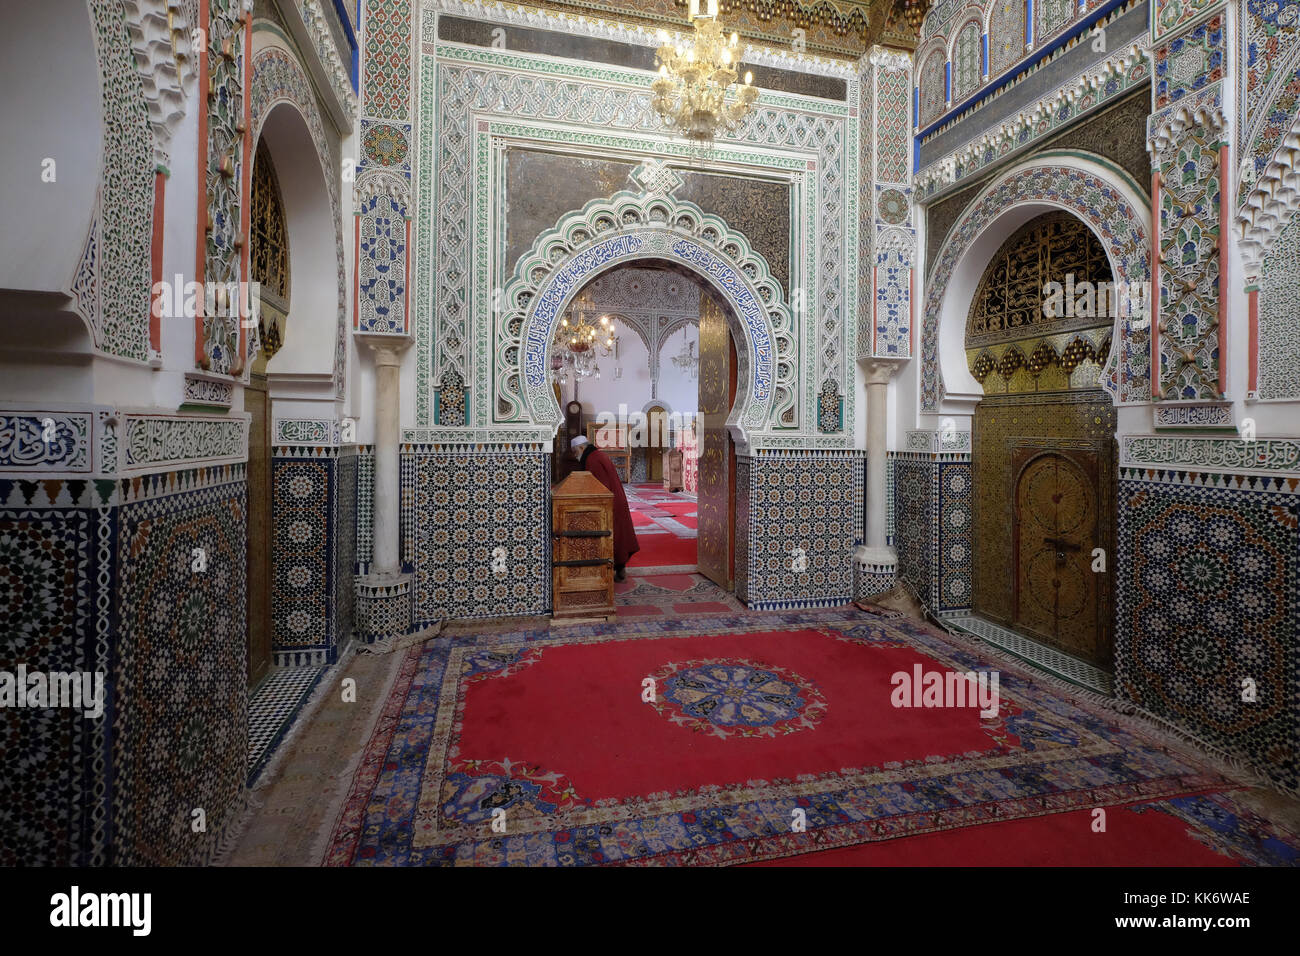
[1013,450,1101,662]
[697,293,735,589]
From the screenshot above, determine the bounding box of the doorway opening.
[551,263,743,610]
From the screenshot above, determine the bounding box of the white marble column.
[369,340,408,575]
[856,359,902,597]
[354,335,414,642]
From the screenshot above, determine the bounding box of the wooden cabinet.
[585,422,631,482]
[662,448,683,492]
[551,471,616,621]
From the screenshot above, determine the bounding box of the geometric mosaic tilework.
[406,449,551,624]
[336,449,357,648]
[893,452,937,611]
[272,456,338,657]
[892,450,975,615]
[1116,475,1300,794]
[921,161,1151,411]
[356,446,374,571]
[937,458,974,614]
[854,559,897,602]
[736,451,863,610]
[944,615,1115,694]
[355,576,413,642]
[247,664,326,783]
[0,506,111,866]
[114,477,248,865]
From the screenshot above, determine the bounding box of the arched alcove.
[257,101,336,380]
[922,153,1152,415]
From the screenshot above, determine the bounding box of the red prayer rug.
[323,609,1300,866]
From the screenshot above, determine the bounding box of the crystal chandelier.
[553,289,616,384]
[651,0,758,147]
[672,339,699,379]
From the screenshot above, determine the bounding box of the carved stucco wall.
[416,13,859,447]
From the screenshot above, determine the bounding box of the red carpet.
[455,628,995,800]
[628,532,696,568]
[744,799,1237,866]
[326,609,1300,866]
[625,485,697,569]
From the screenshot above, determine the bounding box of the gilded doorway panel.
[972,396,1115,668]
[1013,448,1102,660]
[697,292,735,588]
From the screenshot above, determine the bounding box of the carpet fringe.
[209,788,255,868]
[309,646,414,866]
[212,647,358,866]
[929,618,1279,796]
[356,622,442,654]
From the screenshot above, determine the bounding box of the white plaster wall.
[0,0,102,295]
[572,332,651,420]
[656,324,700,415]
[262,102,338,381]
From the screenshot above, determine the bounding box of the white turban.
[570,435,590,449]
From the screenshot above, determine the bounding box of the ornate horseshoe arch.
[495,191,796,448]
[921,153,1152,413]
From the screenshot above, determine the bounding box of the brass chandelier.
[553,289,617,384]
[651,0,758,146]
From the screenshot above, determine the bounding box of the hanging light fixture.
[671,338,699,379]
[650,0,758,148]
[553,288,617,382]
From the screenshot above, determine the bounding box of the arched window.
[952,21,983,101]
[988,0,1026,77]
[250,140,290,364]
[966,212,1113,394]
[919,48,948,126]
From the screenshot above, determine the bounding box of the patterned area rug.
[615,572,746,617]
[322,608,1300,866]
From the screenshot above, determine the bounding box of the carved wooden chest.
[551,470,616,621]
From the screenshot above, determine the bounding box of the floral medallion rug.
[323,608,1300,866]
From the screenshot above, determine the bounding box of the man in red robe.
[570,435,639,580]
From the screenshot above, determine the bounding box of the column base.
[354,571,414,643]
[853,545,898,602]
